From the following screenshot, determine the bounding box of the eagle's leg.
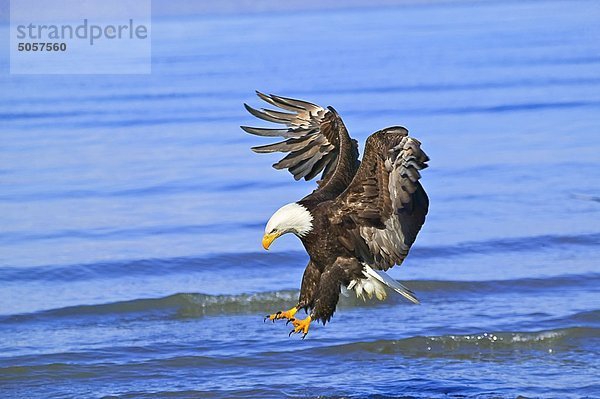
[291,258,361,338]
[265,261,320,323]
[264,306,299,323]
[264,299,309,322]
[288,315,312,339]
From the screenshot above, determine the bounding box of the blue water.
[1,1,600,398]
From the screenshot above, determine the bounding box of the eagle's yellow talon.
[289,316,312,338]
[265,307,298,322]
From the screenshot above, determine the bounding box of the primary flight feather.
[241,92,429,338]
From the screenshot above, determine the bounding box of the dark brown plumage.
[242,92,429,336]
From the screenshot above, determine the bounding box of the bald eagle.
[241,92,429,338]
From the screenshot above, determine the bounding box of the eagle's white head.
[262,203,313,250]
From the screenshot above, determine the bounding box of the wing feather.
[251,135,320,154]
[242,91,360,202]
[274,142,328,170]
[240,126,299,138]
[243,103,296,124]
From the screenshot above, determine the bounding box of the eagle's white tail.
[347,264,420,304]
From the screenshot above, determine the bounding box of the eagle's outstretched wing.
[241,92,360,203]
[331,127,429,271]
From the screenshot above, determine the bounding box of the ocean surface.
[1,1,599,398]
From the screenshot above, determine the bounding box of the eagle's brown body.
[242,92,429,334]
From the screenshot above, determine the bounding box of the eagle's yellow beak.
[262,232,281,250]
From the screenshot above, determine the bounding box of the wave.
[8,114,243,130]
[4,76,600,108]
[0,251,302,282]
[9,99,600,132]
[345,100,600,118]
[407,273,600,294]
[0,179,286,203]
[2,327,596,373]
[2,284,598,325]
[0,221,263,246]
[317,327,599,358]
[1,232,598,281]
[411,232,600,259]
[303,76,600,97]
[572,193,600,203]
[0,290,299,324]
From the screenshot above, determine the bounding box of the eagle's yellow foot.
[264,307,298,323]
[288,316,312,339]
